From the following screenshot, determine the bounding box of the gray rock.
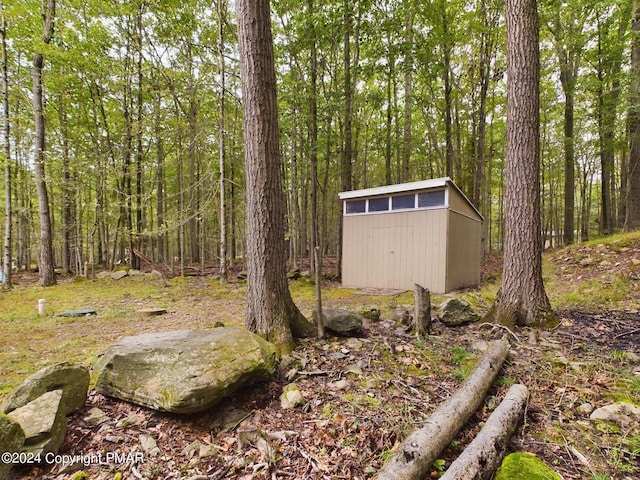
[439,298,480,327]
[314,308,363,336]
[0,413,25,480]
[82,407,109,426]
[139,434,161,457]
[280,384,305,409]
[7,390,67,457]
[110,270,128,280]
[577,403,594,415]
[94,327,277,414]
[590,402,640,429]
[1,362,89,415]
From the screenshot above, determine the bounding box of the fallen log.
[439,383,529,480]
[376,337,510,480]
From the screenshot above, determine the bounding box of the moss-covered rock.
[1,362,89,415]
[495,452,562,480]
[94,327,277,414]
[0,412,25,480]
[6,390,67,458]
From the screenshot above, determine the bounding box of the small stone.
[329,380,349,390]
[182,440,201,456]
[139,434,161,456]
[346,338,363,350]
[199,443,218,458]
[577,403,593,415]
[116,413,145,428]
[105,434,123,443]
[280,384,305,409]
[344,364,363,376]
[83,407,109,426]
[590,402,640,429]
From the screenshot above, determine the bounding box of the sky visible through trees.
[0,0,637,280]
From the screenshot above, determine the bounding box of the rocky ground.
[8,307,639,480]
[5,237,640,480]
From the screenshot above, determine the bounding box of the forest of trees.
[0,0,638,286]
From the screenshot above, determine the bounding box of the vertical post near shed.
[414,283,431,338]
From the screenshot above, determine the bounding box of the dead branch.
[478,322,520,343]
[439,383,529,479]
[375,337,510,480]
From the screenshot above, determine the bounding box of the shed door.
[368,220,413,289]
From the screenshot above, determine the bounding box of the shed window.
[418,190,445,208]
[392,194,415,210]
[368,197,389,212]
[345,199,366,214]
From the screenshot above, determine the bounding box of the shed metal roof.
[338,176,483,220]
[338,177,449,200]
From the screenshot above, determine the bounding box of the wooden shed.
[338,177,483,293]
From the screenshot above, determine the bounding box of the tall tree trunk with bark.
[401,5,414,184]
[485,0,556,329]
[133,3,143,270]
[626,1,640,231]
[337,0,354,279]
[33,0,56,286]
[308,0,320,275]
[237,0,314,355]
[1,2,11,289]
[218,0,228,282]
[59,94,73,274]
[597,7,626,235]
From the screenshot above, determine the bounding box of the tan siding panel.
[445,211,482,291]
[448,188,479,220]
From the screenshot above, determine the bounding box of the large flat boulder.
[1,362,89,415]
[6,390,67,458]
[94,327,277,414]
[0,413,25,480]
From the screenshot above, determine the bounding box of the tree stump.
[414,284,431,339]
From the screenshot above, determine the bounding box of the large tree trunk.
[439,383,529,480]
[33,0,56,287]
[237,0,314,356]
[376,338,510,480]
[484,0,556,328]
[626,1,640,231]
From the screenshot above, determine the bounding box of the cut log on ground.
[439,383,529,480]
[376,337,510,480]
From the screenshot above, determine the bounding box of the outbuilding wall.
[339,178,482,293]
[341,208,449,292]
